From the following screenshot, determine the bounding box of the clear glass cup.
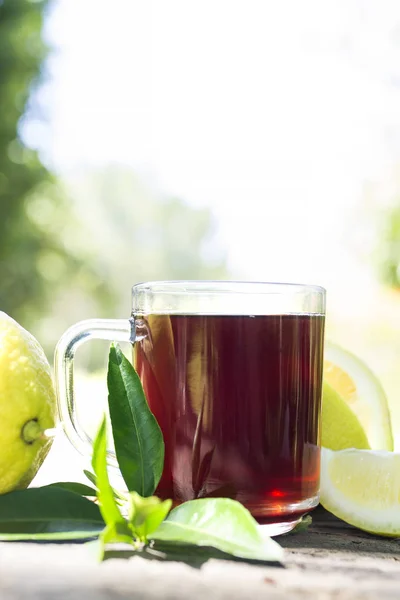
[55,280,326,535]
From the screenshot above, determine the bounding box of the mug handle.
[54,318,134,460]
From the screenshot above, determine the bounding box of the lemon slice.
[320,447,400,537]
[321,382,370,450]
[324,342,393,451]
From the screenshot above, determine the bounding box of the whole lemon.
[0,312,56,494]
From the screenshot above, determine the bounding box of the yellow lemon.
[323,342,393,451]
[0,312,56,494]
[320,447,400,537]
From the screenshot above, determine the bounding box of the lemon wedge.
[321,381,370,450]
[324,342,393,451]
[320,447,400,537]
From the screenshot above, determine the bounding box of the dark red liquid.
[134,314,324,521]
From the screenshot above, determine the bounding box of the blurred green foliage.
[0,0,94,330]
[32,168,228,360]
[53,166,228,329]
[65,166,227,309]
[0,0,228,356]
[0,0,55,323]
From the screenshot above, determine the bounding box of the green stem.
[21,419,42,444]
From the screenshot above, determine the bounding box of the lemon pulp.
[320,448,400,537]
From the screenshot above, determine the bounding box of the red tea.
[134,313,324,524]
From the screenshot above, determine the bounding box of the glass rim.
[132,280,326,295]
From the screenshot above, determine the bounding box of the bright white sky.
[24,0,400,301]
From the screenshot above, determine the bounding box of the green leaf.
[150,498,284,562]
[0,530,103,542]
[46,482,97,497]
[92,415,126,527]
[84,469,97,487]
[98,522,136,561]
[0,487,104,540]
[128,492,172,541]
[107,343,164,496]
[83,469,127,506]
[290,515,312,533]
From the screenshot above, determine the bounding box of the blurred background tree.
[64,165,227,319]
[34,166,228,358]
[0,0,99,334]
[0,0,60,324]
[0,0,229,357]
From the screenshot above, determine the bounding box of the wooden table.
[0,506,399,599]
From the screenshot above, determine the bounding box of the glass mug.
[55,280,326,535]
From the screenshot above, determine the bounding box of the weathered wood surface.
[1,506,399,599]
